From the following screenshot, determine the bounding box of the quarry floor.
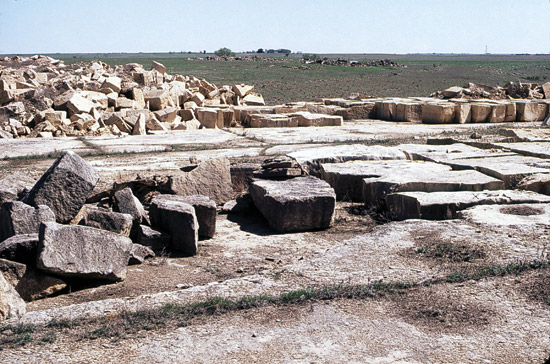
[2,120,550,364]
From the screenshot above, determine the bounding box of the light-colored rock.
[23,151,99,224]
[0,271,25,321]
[250,176,335,232]
[460,203,550,226]
[101,77,122,93]
[422,103,455,124]
[149,196,199,255]
[37,222,133,281]
[515,101,547,122]
[132,113,147,135]
[113,187,149,225]
[167,158,233,204]
[144,89,171,111]
[243,93,265,106]
[66,93,96,115]
[197,108,222,129]
[151,61,166,75]
[454,102,471,124]
[386,190,550,220]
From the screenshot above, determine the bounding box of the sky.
[1,0,550,54]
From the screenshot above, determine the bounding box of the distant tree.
[302,53,320,61]
[214,47,235,57]
[277,49,291,55]
[257,48,264,54]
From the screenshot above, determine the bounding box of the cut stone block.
[250,176,336,232]
[0,234,39,265]
[386,190,550,220]
[357,160,504,204]
[129,244,155,265]
[197,108,222,129]
[81,209,134,237]
[459,203,550,226]
[0,201,55,241]
[453,102,471,123]
[36,222,133,281]
[515,101,547,122]
[175,195,217,239]
[422,103,455,124]
[167,158,233,205]
[396,103,422,122]
[243,93,265,106]
[470,103,492,123]
[290,112,343,127]
[23,151,99,224]
[101,77,122,93]
[249,114,298,128]
[144,89,171,111]
[149,196,199,256]
[488,103,506,123]
[66,93,96,116]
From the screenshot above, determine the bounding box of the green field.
[49,53,550,104]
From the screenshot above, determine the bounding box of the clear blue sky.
[1,0,550,54]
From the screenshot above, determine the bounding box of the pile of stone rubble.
[0,55,271,138]
[0,151,242,319]
[433,81,550,100]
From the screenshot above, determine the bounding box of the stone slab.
[250,176,335,232]
[442,155,550,188]
[398,143,516,163]
[360,160,504,204]
[288,144,405,176]
[386,190,550,220]
[491,142,550,159]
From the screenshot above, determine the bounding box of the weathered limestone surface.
[0,172,36,205]
[288,144,405,176]
[0,201,55,241]
[360,160,504,204]
[149,196,199,255]
[460,203,550,226]
[386,190,550,220]
[23,151,99,223]
[421,103,455,124]
[250,176,336,232]
[0,271,26,321]
[442,155,550,188]
[36,222,133,281]
[398,143,515,162]
[167,158,233,205]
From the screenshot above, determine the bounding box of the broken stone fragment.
[0,201,56,241]
[232,84,254,98]
[250,176,336,233]
[113,187,150,225]
[129,244,155,265]
[23,151,99,224]
[36,222,133,281]
[151,61,166,75]
[101,77,122,93]
[0,258,26,288]
[149,196,199,256]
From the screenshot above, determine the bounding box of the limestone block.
[422,103,455,124]
[250,176,335,233]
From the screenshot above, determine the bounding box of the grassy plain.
[49,52,550,105]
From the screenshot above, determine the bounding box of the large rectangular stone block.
[250,176,335,232]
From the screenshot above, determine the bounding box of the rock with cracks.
[23,151,99,223]
[250,176,336,233]
[36,222,133,281]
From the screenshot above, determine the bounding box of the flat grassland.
[53,53,550,104]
